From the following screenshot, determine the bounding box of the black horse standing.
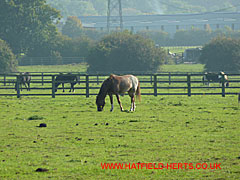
[15,72,31,91]
[55,73,80,92]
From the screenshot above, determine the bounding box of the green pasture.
[162,46,202,54]
[0,64,239,179]
[17,61,204,73]
[159,64,204,73]
[17,63,88,73]
[0,95,239,179]
[3,62,240,97]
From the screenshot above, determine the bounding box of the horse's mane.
[97,77,112,99]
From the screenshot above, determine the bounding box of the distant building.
[183,48,202,63]
[79,12,240,35]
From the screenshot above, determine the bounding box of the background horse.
[55,73,80,92]
[202,71,229,87]
[15,72,31,91]
[96,74,141,112]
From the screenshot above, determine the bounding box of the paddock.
[0,72,240,98]
[0,72,240,179]
[0,94,239,179]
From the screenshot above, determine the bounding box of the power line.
[107,0,123,33]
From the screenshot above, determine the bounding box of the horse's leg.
[69,83,72,92]
[62,83,65,92]
[27,82,30,91]
[116,94,123,111]
[109,94,114,112]
[128,92,135,111]
[71,83,75,93]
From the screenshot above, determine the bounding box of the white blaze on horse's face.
[96,96,105,111]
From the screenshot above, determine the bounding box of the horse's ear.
[109,74,114,79]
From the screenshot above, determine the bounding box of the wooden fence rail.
[0,73,240,98]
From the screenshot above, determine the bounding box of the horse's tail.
[136,80,141,102]
[225,75,229,87]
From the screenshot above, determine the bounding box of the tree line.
[46,0,239,17]
[0,1,240,73]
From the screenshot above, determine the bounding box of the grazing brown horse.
[96,74,141,112]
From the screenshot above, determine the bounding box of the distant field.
[162,46,202,54]
[159,64,204,73]
[17,63,88,73]
[17,63,204,73]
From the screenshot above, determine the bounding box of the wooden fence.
[0,73,240,98]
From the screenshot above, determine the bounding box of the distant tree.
[199,37,240,72]
[174,28,211,46]
[83,29,108,41]
[0,0,61,56]
[0,39,17,72]
[62,16,84,38]
[59,36,94,57]
[87,31,166,72]
[47,0,97,17]
[137,30,171,46]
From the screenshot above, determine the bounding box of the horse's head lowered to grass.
[96,77,112,111]
[96,74,141,112]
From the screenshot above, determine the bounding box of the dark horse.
[55,73,79,92]
[202,71,229,87]
[96,74,141,112]
[15,72,31,91]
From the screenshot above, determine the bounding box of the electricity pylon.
[107,0,123,32]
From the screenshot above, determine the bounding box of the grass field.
[17,63,88,73]
[162,46,202,54]
[159,64,204,72]
[17,62,205,73]
[0,95,239,179]
[0,64,239,179]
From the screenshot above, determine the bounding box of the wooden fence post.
[221,76,225,97]
[4,75,6,86]
[187,74,191,97]
[86,75,89,98]
[97,75,99,85]
[169,72,171,85]
[154,74,157,96]
[16,75,20,98]
[52,75,55,98]
[42,73,44,86]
